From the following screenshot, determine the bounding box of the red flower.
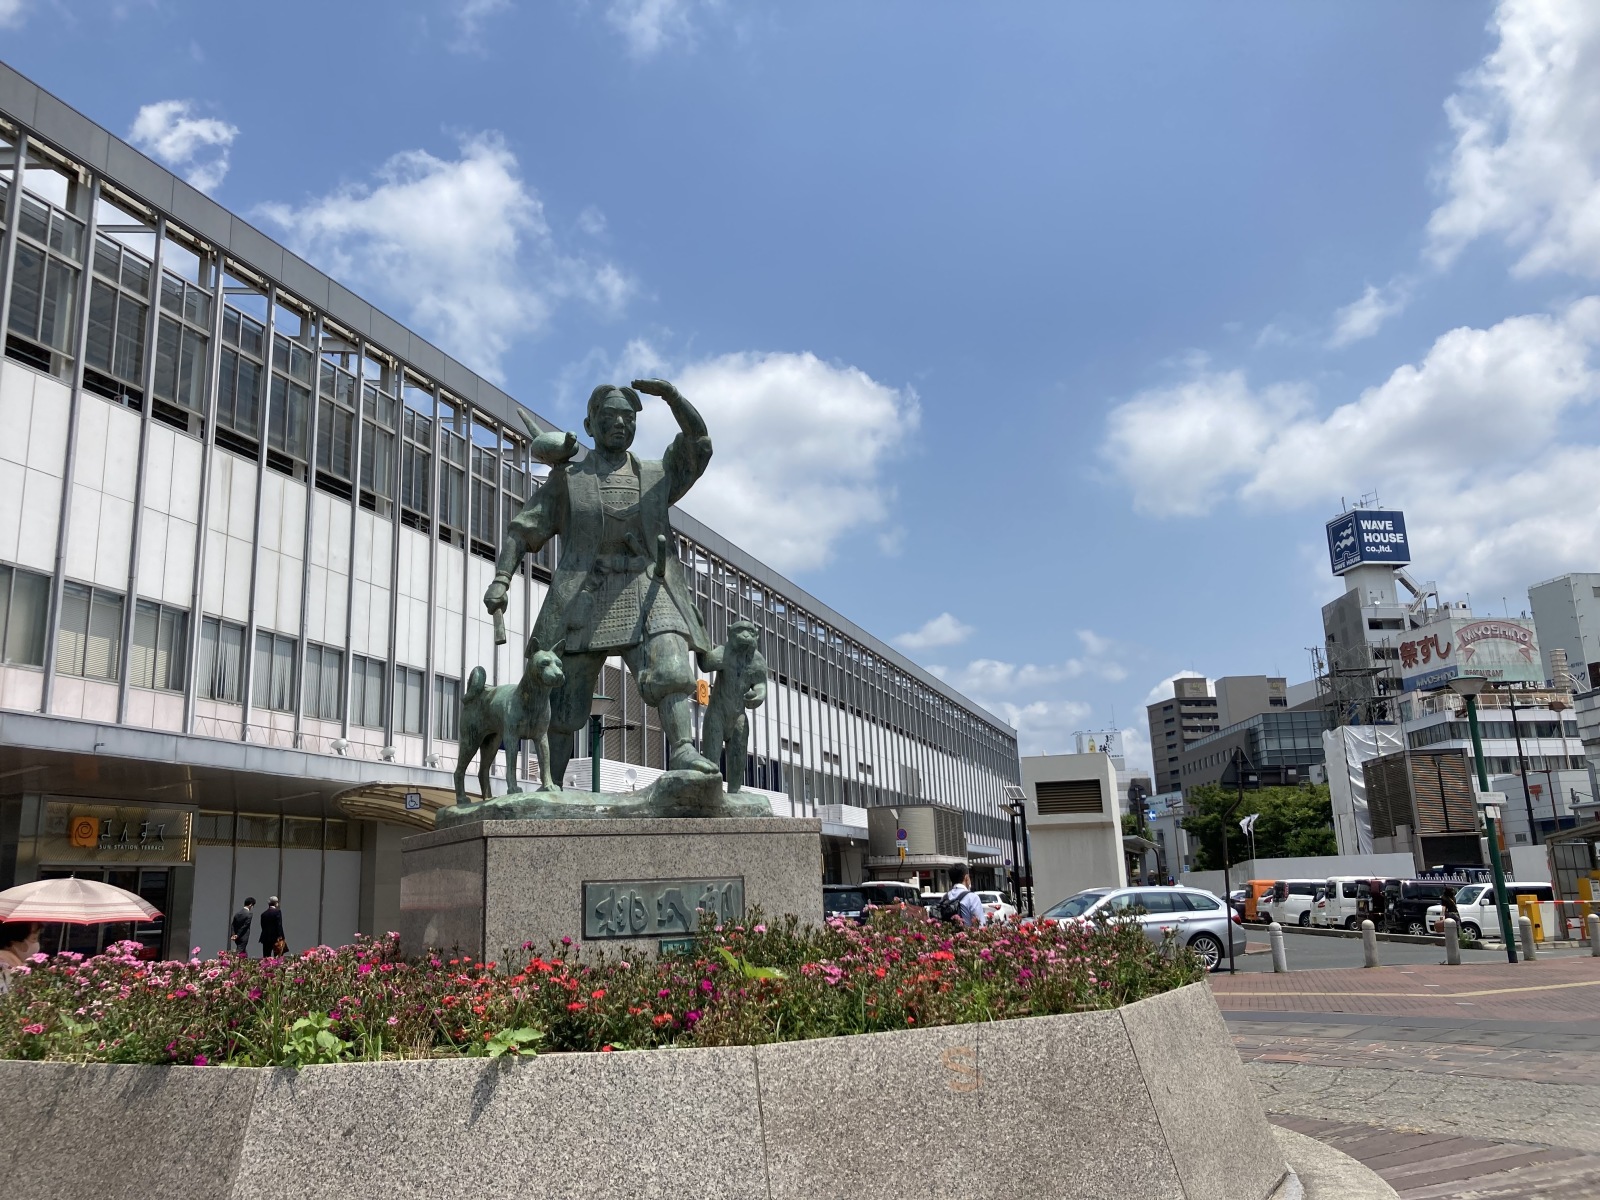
[567,1002,585,1012]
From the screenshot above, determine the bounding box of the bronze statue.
[453,636,565,804]
[484,379,718,784]
[699,621,768,794]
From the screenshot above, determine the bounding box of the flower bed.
[0,908,1202,1067]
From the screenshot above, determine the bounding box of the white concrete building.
[1019,753,1127,910]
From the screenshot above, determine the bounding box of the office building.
[0,65,1022,957]
[1530,573,1600,690]
[1177,709,1334,792]
[1146,677,1218,795]
[1215,675,1287,727]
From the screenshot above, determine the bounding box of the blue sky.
[6,1,1600,771]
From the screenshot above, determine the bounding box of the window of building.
[400,380,433,531]
[6,152,86,380]
[84,234,151,409]
[302,643,343,720]
[351,654,386,729]
[394,665,424,736]
[437,398,467,544]
[360,374,398,513]
[434,674,459,741]
[468,416,500,557]
[151,242,212,428]
[252,631,297,712]
[0,563,50,667]
[216,276,268,456]
[57,582,123,681]
[197,616,246,702]
[129,600,187,691]
[315,348,357,499]
[267,305,314,472]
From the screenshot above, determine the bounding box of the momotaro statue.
[485,379,717,782]
[454,636,566,804]
[699,620,768,794]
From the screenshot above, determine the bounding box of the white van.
[1260,879,1324,927]
[1318,877,1375,930]
[1426,882,1554,940]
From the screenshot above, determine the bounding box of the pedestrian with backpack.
[939,870,986,927]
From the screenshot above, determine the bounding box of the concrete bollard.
[1361,919,1380,968]
[1269,921,1288,973]
[1443,918,1461,965]
[1519,914,1538,961]
[1589,913,1600,957]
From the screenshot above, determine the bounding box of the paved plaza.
[1215,953,1600,1198]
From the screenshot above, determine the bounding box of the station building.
[0,64,1022,958]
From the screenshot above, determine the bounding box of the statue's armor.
[570,459,692,653]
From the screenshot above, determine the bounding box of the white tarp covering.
[1324,725,1404,855]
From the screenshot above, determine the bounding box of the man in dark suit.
[258,896,286,957]
[230,897,255,956]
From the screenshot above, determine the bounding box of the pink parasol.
[0,877,161,925]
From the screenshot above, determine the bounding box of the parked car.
[1036,885,1247,971]
[859,881,923,909]
[1381,879,1463,935]
[1240,880,1276,924]
[973,890,1019,922]
[1260,879,1324,927]
[1228,888,1247,918]
[1317,877,1377,930]
[1425,881,1555,940]
[822,884,867,922]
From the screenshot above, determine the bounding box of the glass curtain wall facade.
[0,81,1020,851]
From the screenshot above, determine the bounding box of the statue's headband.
[587,385,642,425]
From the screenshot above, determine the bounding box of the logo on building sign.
[1456,621,1535,665]
[1326,509,1410,575]
[68,816,99,848]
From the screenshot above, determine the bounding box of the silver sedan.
[1037,885,1248,971]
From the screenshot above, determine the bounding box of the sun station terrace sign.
[1326,509,1410,576]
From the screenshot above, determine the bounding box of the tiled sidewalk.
[1211,955,1600,1020]
[1217,959,1600,1198]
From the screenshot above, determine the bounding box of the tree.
[1121,812,1142,837]
[1181,783,1337,871]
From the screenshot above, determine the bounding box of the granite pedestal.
[399,816,823,958]
[3,984,1304,1200]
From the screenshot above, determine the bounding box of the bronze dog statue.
[454,635,565,804]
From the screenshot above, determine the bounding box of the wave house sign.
[1326,508,1410,575]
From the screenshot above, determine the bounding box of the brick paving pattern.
[1214,958,1600,1198]
[1271,1115,1600,1199]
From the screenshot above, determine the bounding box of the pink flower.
[247,988,263,1001]
[193,1054,209,1066]
[21,1023,45,1035]
[358,964,373,976]
[386,1016,399,1027]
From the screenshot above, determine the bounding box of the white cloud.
[127,100,238,194]
[258,134,634,383]
[1101,367,1311,517]
[1427,0,1600,277]
[1143,670,1210,708]
[1328,278,1412,347]
[928,631,1128,756]
[606,0,696,58]
[892,613,974,653]
[0,0,28,28]
[449,0,511,51]
[1103,299,1600,600]
[614,344,917,574]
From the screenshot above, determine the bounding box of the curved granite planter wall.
[4,983,1288,1200]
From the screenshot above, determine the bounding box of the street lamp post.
[589,692,612,794]
[1218,746,1256,976]
[1504,688,1540,846]
[1447,675,1517,965]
